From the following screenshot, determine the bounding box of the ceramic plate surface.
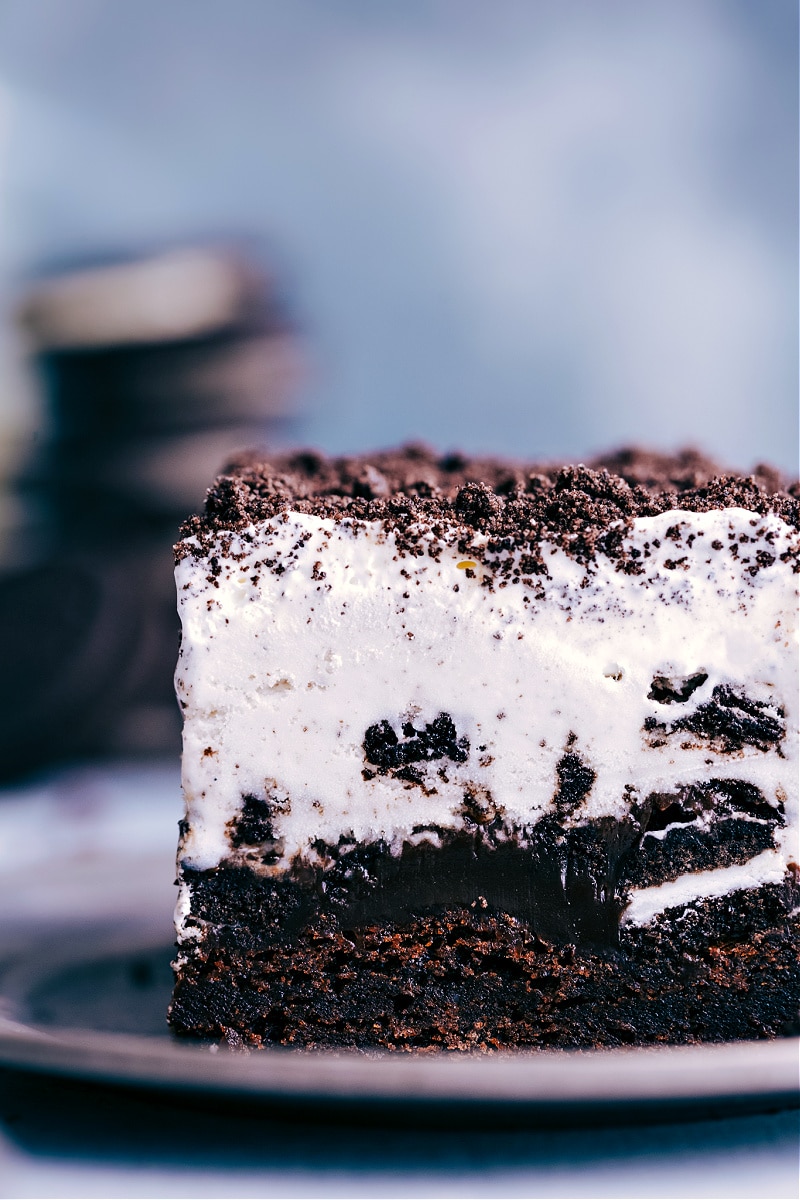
[0,763,797,1123]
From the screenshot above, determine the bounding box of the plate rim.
[1,1014,798,1110]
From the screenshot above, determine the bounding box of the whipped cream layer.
[175,506,798,921]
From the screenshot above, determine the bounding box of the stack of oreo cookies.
[16,246,300,552]
[1,246,301,779]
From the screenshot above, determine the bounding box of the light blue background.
[0,0,797,471]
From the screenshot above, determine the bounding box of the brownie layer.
[169,867,800,1050]
[170,790,797,1049]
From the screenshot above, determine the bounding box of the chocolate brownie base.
[169,867,799,1050]
[170,797,799,1050]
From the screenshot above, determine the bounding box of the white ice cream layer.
[175,506,798,921]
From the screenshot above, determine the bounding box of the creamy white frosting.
[175,505,798,924]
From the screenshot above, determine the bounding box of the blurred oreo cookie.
[2,244,302,774]
[0,559,140,778]
[16,246,302,551]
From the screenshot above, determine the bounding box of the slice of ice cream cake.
[169,446,799,1049]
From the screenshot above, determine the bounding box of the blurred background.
[0,11,797,1190]
[0,0,797,776]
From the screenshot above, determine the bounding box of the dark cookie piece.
[363,713,469,774]
[622,819,777,889]
[648,672,708,704]
[228,794,275,848]
[553,750,596,819]
[645,686,785,753]
[622,778,784,887]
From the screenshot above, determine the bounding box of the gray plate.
[0,764,797,1123]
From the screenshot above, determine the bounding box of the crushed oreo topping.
[175,444,799,571]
